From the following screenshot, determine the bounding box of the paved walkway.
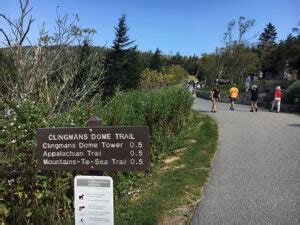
[191,98,300,224]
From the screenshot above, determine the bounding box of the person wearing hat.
[250,85,259,112]
[271,86,282,113]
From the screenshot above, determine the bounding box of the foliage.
[0,86,193,224]
[164,64,189,79]
[101,86,193,161]
[222,44,259,83]
[272,35,300,77]
[0,49,16,97]
[139,69,165,89]
[197,52,222,85]
[285,80,300,104]
[0,1,103,114]
[197,45,258,86]
[140,65,188,89]
[150,48,163,71]
[257,22,278,74]
[0,99,77,224]
[115,113,218,225]
[103,14,141,97]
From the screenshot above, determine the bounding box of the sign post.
[37,126,150,171]
[37,116,150,225]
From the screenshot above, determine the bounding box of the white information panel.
[74,176,114,225]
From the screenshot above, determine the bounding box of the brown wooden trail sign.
[37,123,150,171]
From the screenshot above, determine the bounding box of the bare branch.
[0,13,19,30]
[0,28,12,47]
[23,7,33,19]
[19,16,34,45]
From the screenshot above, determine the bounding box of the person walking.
[245,75,251,92]
[250,85,259,112]
[229,84,239,110]
[271,86,282,113]
[211,86,220,113]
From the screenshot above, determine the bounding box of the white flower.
[10,122,14,126]
[11,140,16,143]
[8,179,15,185]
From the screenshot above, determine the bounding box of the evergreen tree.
[258,23,277,75]
[73,39,91,90]
[150,48,162,71]
[103,14,140,97]
[272,35,300,77]
[259,23,277,45]
[184,55,199,75]
[171,52,183,65]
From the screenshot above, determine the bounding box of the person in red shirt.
[271,86,282,113]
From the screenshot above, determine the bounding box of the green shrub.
[100,86,193,161]
[0,86,193,224]
[285,80,300,104]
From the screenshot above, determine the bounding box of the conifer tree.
[258,23,277,75]
[103,14,140,97]
[150,48,162,71]
[73,39,91,90]
[259,23,277,45]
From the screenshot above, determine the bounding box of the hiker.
[211,86,220,113]
[245,75,251,92]
[270,86,282,113]
[229,84,239,111]
[250,85,259,112]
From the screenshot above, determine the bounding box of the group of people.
[210,84,282,113]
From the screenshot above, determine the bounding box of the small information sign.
[74,176,113,225]
[37,126,150,171]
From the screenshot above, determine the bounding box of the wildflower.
[20,93,27,99]
[10,122,14,126]
[8,179,15,185]
[11,140,16,143]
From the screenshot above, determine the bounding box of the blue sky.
[1,0,299,56]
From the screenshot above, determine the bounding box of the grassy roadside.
[115,111,218,225]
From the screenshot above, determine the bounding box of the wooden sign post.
[37,118,150,171]
[37,117,150,225]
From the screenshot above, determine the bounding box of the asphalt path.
[190,97,300,224]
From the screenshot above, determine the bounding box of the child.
[211,86,220,113]
[250,85,259,112]
[229,84,239,110]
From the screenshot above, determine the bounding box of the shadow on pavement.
[287,124,300,127]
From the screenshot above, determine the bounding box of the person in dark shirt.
[250,85,259,112]
[211,86,220,113]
